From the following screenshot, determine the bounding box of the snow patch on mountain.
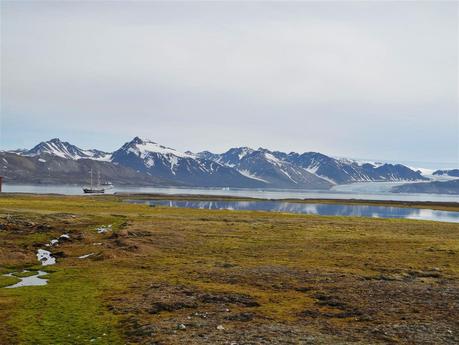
[279,168,298,183]
[21,138,111,161]
[238,169,268,183]
[8,137,431,188]
[237,147,254,160]
[263,152,283,167]
[119,137,197,174]
[127,139,194,160]
[337,157,384,168]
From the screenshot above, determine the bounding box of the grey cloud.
[1,1,457,167]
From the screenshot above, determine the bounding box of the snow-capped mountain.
[0,150,170,186]
[283,152,426,184]
[110,137,267,188]
[197,147,255,167]
[197,147,332,189]
[198,148,427,185]
[4,137,430,188]
[20,138,111,161]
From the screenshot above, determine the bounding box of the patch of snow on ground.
[46,233,70,247]
[37,249,56,266]
[96,224,112,233]
[38,158,46,163]
[78,253,95,259]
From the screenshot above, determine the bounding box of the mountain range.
[1,137,430,189]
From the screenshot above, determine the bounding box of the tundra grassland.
[0,194,458,344]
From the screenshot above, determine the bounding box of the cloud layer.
[1,1,457,167]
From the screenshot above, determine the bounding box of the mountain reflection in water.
[128,200,459,223]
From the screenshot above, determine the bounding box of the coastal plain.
[0,194,458,344]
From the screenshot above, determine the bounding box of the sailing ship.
[83,169,105,194]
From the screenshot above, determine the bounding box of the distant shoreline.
[1,191,458,212]
[115,193,459,212]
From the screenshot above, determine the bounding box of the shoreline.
[116,193,459,212]
[1,192,458,212]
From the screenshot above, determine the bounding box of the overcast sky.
[1,1,458,168]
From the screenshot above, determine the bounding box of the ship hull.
[83,188,105,194]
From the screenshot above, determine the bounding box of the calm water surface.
[3,270,48,288]
[129,199,459,223]
[3,183,459,202]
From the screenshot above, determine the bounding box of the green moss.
[0,194,458,343]
[12,271,39,278]
[2,268,122,345]
[0,275,20,288]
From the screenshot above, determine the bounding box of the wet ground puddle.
[2,233,68,288]
[3,270,48,288]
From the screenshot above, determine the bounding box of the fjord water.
[131,199,459,223]
[3,182,459,202]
